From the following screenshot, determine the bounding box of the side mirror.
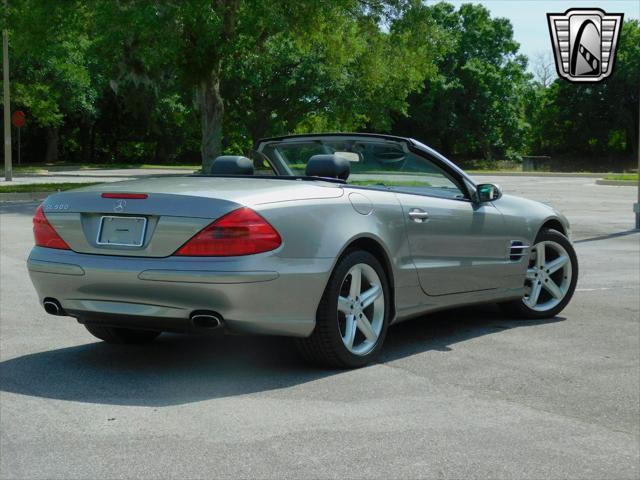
[476,183,502,202]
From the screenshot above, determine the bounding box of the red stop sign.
[11,110,26,128]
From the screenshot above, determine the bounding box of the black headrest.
[305,154,350,181]
[210,156,254,175]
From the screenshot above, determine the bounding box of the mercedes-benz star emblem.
[113,200,127,213]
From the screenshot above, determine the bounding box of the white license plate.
[97,216,147,247]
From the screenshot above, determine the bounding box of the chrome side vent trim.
[509,241,529,261]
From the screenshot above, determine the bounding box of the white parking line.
[576,287,635,292]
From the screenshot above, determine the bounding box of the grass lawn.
[0,182,101,193]
[0,165,49,174]
[603,173,638,182]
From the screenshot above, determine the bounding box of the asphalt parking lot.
[1,176,638,479]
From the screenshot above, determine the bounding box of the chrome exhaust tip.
[43,298,65,316]
[190,311,224,329]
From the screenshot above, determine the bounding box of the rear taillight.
[174,207,281,256]
[33,205,70,250]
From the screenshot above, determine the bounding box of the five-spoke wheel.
[503,228,578,319]
[337,263,385,356]
[295,250,390,368]
[524,240,573,311]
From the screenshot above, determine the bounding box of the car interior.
[205,139,467,201]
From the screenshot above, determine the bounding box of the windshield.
[257,137,466,200]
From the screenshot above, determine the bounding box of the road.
[1,176,638,479]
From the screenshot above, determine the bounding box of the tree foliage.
[391,2,531,160]
[527,20,639,161]
[2,2,638,168]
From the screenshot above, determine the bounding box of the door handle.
[408,208,429,222]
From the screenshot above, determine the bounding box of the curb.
[595,179,637,186]
[0,192,50,202]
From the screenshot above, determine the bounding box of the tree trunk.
[110,138,118,164]
[441,135,452,157]
[198,71,224,172]
[90,125,96,163]
[629,99,639,160]
[249,122,268,149]
[80,123,92,163]
[45,127,59,163]
[154,137,170,164]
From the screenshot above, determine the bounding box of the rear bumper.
[27,247,333,337]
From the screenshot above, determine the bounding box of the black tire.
[295,250,391,368]
[84,324,161,344]
[501,228,578,319]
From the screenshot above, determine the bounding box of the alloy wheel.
[523,240,573,312]
[337,263,385,356]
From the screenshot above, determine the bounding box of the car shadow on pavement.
[0,305,563,407]
[573,229,639,243]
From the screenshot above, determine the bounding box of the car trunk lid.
[42,192,240,257]
[39,176,342,257]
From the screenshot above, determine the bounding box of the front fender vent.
[509,241,529,261]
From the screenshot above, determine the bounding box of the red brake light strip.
[101,193,148,199]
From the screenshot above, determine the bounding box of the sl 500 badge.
[44,203,69,211]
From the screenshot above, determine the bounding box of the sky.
[434,0,640,70]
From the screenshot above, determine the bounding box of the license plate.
[97,216,147,247]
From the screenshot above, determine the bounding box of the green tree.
[91,0,437,169]
[4,1,98,161]
[528,20,639,162]
[393,2,531,160]
[223,2,443,149]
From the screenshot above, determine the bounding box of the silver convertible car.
[28,133,578,367]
